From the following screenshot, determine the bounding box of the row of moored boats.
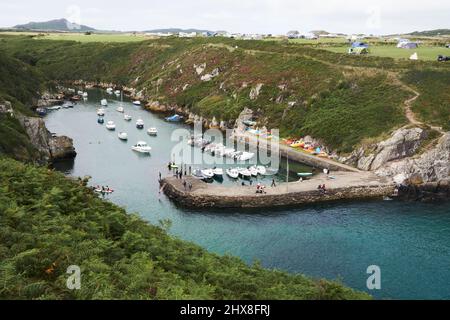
[192,165,269,180]
[188,136,255,162]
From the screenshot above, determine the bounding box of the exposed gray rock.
[376,133,450,184]
[17,115,76,163]
[250,83,263,100]
[0,101,13,115]
[234,108,254,132]
[201,68,220,82]
[341,127,428,171]
[194,63,206,75]
[49,136,77,161]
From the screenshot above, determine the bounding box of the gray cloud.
[1,0,448,34]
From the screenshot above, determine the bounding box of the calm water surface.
[45,90,450,300]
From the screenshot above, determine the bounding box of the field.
[325,45,448,61]
[0,31,151,43]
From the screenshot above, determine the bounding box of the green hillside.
[1,35,448,153]
[0,157,369,299]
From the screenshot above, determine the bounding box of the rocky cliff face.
[17,115,76,163]
[340,127,429,171]
[340,126,449,184]
[376,132,450,184]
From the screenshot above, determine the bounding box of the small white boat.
[226,168,239,179]
[192,169,205,179]
[77,90,83,95]
[114,90,121,96]
[97,108,105,116]
[116,106,124,113]
[106,88,113,94]
[82,92,88,98]
[132,141,152,154]
[136,119,144,129]
[249,166,258,177]
[133,100,141,106]
[239,152,255,161]
[118,132,128,141]
[147,127,158,136]
[212,168,224,176]
[201,169,214,179]
[237,168,252,179]
[106,121,116,130]
[124,114,132,121]
[101,99,108,106]
[47,106,61,111]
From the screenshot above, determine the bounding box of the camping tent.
[351,42,369,48]
[410,52,418,60]
[397,40,418,49]
[348,47,369,55]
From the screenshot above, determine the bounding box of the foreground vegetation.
[0,51,47,161]
[0,157,369,299]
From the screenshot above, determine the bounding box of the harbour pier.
[160,172,395,209]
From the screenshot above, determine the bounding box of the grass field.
[324,45,448,61]
[0,32,151,42]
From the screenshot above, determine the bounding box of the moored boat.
[201,169,214,179]
[101,99,108,106]
[136,119,144,129]
[147,127,158,136]
[118,132,128,141]
[116,106,124,113]
[97,117,104,124]
[226,168,239,179]
[124,114,132,121]
[133,100,141,106]
[165,114,184,122]
[97,108,105,116]
[132,141,152,154]
[237,168,252,179]
[212,167,224,177]
[106,121,116,130]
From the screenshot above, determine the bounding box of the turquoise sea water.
[45,90,450,300]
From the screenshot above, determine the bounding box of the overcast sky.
[1,0,449,35]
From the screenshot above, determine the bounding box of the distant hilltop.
[14,18,96,32]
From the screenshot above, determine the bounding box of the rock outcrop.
[0,101,14,115]
[341,127,428,171]
[17,115,76,163]
[376,133,450,184]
